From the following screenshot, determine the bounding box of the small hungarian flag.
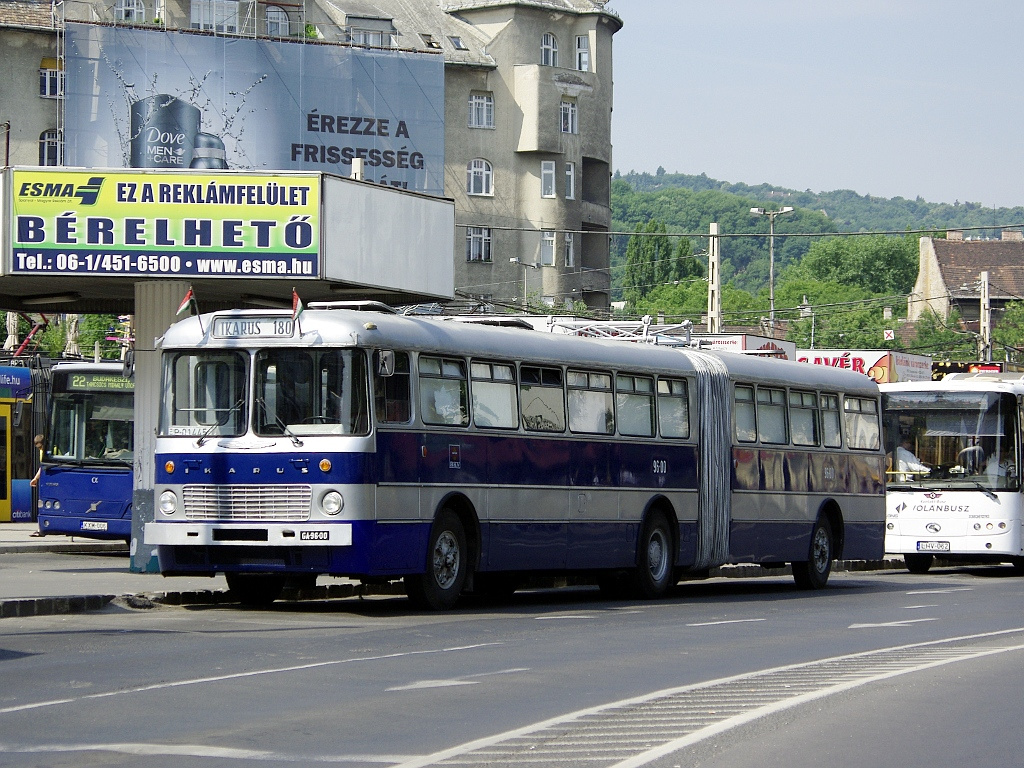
[291,288,304,323]
[176,286,197,317]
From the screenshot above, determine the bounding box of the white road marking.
[905,604,939,609]
[0,742,416,763]
[535,614,595,620]
[387,667,529,691]
[686,618,767,627]
[392,627,1024,768]
[0,643,501,715]
[906,587,973,595]
[849,618,940,628]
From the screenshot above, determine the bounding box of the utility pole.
[980,270,991,361]
[750,206,794,338]
[707,223,721,333]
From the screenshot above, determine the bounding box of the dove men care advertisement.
[61,23,445,195]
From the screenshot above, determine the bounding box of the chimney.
[1002,230,1024,241]
[947,230,964,240]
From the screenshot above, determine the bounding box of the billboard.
[62,24,445,195]
[796,350,933,383]
[10,169,320,279]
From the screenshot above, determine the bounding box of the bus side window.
[617,374,654,437]
[521,365,565,432]
[657,378,689,439]
[419,356,469,426]
[375,351,411,424]
[567,370,614,435]
[845,396,880,450]
[471,362,518,429]
[757,387,788,445]
[735,385,756,443]
[790,390,819,446]
[821,394,843,448]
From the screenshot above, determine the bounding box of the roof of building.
[933,238,1024,301]
[0,0,55,29]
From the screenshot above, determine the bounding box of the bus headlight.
[321,490,344,516]
[158,490,178,516]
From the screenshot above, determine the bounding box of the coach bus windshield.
[882,390,1019,491]
[161,351,248,438]
[254,349,369,436]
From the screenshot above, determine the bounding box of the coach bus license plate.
[917,541,950,552]
[300,530,330,541]
[82,521,108,531]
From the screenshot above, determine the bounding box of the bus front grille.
[182,485,312,521]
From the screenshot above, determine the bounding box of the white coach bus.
[881,373,1024,573]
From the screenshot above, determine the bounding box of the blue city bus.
[36,361,134,540]
[145,305,885,608]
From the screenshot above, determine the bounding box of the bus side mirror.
[377,350,395,377]
[122,348,135,379]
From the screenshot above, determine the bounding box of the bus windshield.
[49,391,134,465]
[882,390,1019,491]
[161,351,248,437]
[254,349,369,436]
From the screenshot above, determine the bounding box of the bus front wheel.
[792,517,834,590]
[405,509,468,610]
[904,553,934,574]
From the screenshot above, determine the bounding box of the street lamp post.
[510,257,539,306]
[750,206,794,337]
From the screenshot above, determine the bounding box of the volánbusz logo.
[18,176,104,206]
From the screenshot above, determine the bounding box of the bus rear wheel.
[226,573,285,606]
[633,511,675,599]
[904,553,934,574]
[405,509,468,610]
[792,517,833,590]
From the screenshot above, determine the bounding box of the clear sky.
[608,1,1024,209]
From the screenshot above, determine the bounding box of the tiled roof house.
[909,231,1024,332]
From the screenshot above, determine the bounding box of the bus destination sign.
[69,373,135,392]
[212,317,295,339]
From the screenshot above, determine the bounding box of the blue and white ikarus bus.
[881,373,1024,574]
[145,304,885,608]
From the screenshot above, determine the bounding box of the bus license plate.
[917,541,950,552]
[300,530,329,541]
[82,521,108,531]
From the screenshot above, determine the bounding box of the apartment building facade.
[0,0,621,310]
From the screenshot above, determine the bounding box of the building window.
[541,161,556,198]
[191,0,239,32]
[575,35,590,71]
[541,33,558,67]
[449,36,468,50]
[39,66,62,98]
[468,92,494,128]
[565,162,576,199]
[38,129,62,166]
[466,227,492,262]
[115,0,145,22]
[466,159,493,196]
[350,28,394,47]
[565,232,575,267]
[560,100,578,134]
[541,231,556,266]
[420,33,441,49]
[265,6,288,36]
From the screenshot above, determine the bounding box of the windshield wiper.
[971,480,999,502]
[196,399,245,447]
[254,397,304,447]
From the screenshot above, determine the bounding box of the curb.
[0,542,129,556]
[0,559,908,620]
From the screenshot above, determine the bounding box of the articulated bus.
[36,361,135,540]
[881,373,1024,573]
[145,305,885,608]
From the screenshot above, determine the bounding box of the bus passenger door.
[0,404,10,522]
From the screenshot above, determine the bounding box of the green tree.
[911,308,976,359]
[796,234,919,295]
[992,301,1024,361]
